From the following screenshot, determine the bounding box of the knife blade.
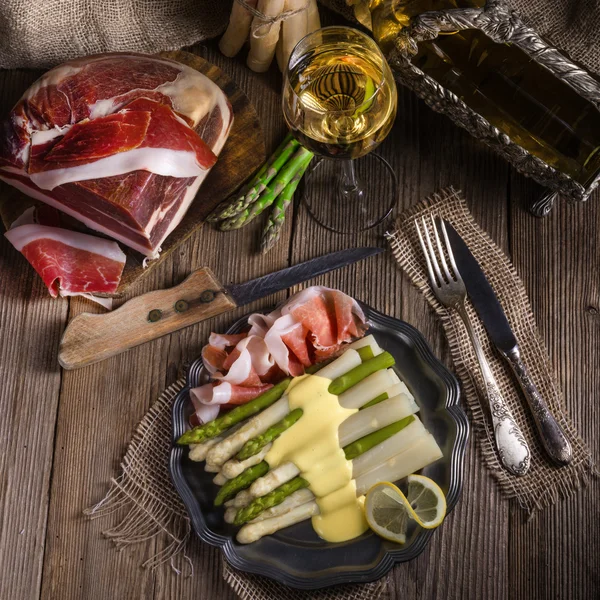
[58,246,384,370]
[444,221,572,466]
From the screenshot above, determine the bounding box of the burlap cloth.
[386,187,596,510]
[85,378,388,599]
[85,188,595,598]
[2,0,600,76]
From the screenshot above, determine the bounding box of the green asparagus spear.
[356,346,374,362]
[207,134,300,222]
[235,408,304,461]
[328,351,395,396]
[360,392,389,410]
[214,461,270,506]
[233,415,415,524]
[228,349,376,460]
[220,147,314,230]
[260,157,312,254]
[177,378,291,445]
[233,476,310,525]
[343,415,415,460]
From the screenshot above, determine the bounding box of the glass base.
[301,153,397,234]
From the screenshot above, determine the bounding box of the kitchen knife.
[444,221,572,466]
[58,247,384,370]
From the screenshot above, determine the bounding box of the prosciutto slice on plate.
[0,53,233,258]
[190,287,367,423]
[5,207,126,303]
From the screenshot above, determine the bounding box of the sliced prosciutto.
[5,221,126,300]
[0,53,233,258]
[190,287,367,423]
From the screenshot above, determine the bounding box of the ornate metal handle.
[501,347,573,466]
[456,304,531,476]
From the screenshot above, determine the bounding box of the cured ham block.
[191,287,367,423]
[0,53,233,258]
[5,212,126,301]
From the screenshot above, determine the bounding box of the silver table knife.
[445,222,572,466]
[59,247,384,370]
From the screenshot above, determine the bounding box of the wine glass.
[282,26,398,233]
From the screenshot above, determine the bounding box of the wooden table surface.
[1,30,599,600]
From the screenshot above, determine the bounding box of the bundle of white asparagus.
[219,0,321,72]
[178,334,443,544]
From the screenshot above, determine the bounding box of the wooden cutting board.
[0,50,266,295]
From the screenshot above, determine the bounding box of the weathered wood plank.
[38,44,290,600]
[0,67,69,600]
[508,176,600,600]
[289,80,512,600]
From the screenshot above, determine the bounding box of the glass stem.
[340,160,364,201]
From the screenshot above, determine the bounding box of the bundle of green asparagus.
[207,134,314,253]
[178,334,444,544]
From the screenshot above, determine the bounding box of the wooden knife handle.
[58,268,237,370]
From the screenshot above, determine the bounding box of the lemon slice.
[364,477,447,543]
[406,474,446,529]
[364,482,414,544]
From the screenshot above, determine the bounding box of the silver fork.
[416,216,531,477]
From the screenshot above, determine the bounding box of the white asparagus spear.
[250,488,315,522]
[338,368,397,410]
[351,417,427,477]
[225,489,254,508]
[190,420,247,463]
[207,397,290,466]
[250,460,300,497]
[207,349,362,466]
[213,472,228,486]
[281,0,308,70]
[315,348,362,380]
[219,0,258,57]
[238,435,443,542]
[247,0,285,72]
[355,433,443,496]
[348,334,383,356]
[225,507,238,523]
[237,500,319,543]
[221,443,272,479]
[189,435,222,462]
[339,394,419,447]
[249,414,418,498]
[204,462,221,473]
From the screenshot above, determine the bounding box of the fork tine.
[420,216,445,286]
[438,219,461,281]
[430,215,453,283]
[415,218,438,288]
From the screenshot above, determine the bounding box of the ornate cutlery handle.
[456,304,531,476]
[501,347,572,466]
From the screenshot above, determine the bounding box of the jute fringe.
[386,187,597,512]
[84,377,193,574]
[86,374,390,598]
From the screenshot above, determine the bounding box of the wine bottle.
[357,0,600,193]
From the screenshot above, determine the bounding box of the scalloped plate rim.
[169,303,469,589]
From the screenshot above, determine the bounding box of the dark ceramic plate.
[170,304,469,590]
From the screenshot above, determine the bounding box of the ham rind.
[0,53,233,258]
[5,224,126,298]
[196,287,367,418]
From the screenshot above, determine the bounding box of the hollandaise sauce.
[265,374,369,543]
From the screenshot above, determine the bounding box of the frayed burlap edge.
[386,187,597,513]
[86,376,390,598]
[84,377,194,574]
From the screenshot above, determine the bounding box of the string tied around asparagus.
[235,0,310,38]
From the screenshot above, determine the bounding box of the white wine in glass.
[283,26,398,233]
